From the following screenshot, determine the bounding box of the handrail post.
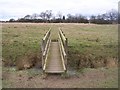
[42,55,45,68]
[65,38,68,68]
[65,55,67,71]
[41,39,44,69]
[65,38,68,55]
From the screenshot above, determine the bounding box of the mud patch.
[2,59,15,67]
[105,58,117,68]
[51,39,58,42]
[68,49,118,69]
[16,52,42,70]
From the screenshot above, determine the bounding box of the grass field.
[2,23,118,88]
[2,23,118,68]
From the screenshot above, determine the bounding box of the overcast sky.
[0,0,119,21]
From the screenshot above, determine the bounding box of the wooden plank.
[45,70,64,73]
[45,42,64,73]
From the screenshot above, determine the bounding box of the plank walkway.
[45,42,64,73]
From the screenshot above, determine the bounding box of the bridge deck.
[45,42,64,73]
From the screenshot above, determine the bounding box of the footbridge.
[41,28,68,73]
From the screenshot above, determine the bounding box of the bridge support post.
[65,38,68,68]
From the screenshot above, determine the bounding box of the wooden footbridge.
[41,28,68,73]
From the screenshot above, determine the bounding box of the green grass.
[2,23,118,68]
[2,23,50,66]
[2,22,118,89]
[61,24,118,68]
[62,24,118,56]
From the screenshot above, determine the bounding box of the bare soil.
[16,52,42,70]
[2,67,118,88]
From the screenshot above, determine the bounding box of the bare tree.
[32,13,38,19]
[45,10,53,20]
[40,12,46,20]
[9,18,15,22]
[106,9,118,23]
[90,15,96,23]
[57,11,62,19]
[67,14,73,19]
[24,15,31,19]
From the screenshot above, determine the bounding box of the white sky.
[0,0,119,21]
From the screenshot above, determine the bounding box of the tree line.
[8,9,118,24]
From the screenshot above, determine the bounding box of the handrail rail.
[58,28,68,72]
[59,28,66,41]
[59,33,66,56]
[41,28,51,71]
[43,28,51,41]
